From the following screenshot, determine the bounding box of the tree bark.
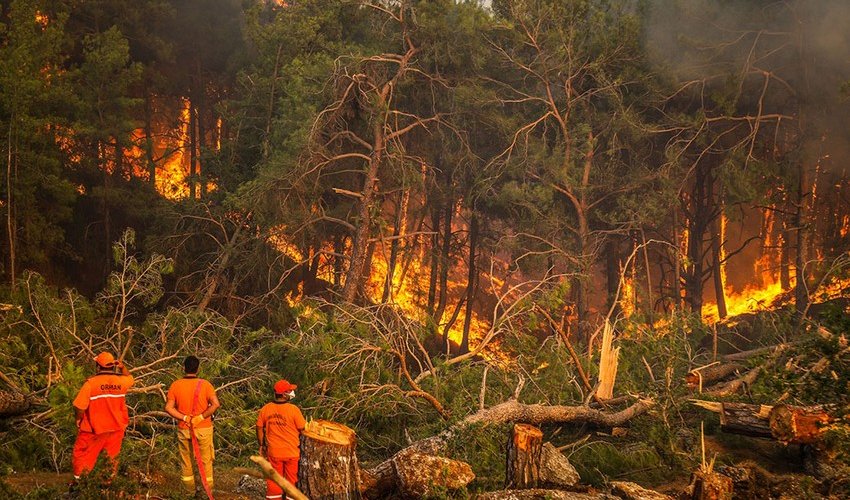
[506,423,543,489]
[392,451,475,498]
[298,419,362,499]
[342,120,383,303]
[711,212,727,320]
[768,404,831,445]
[685,363,744,390]
[0,389,29,417]
[691,401,773,438]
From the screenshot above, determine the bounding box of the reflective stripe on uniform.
[181,475,195,481]
[88,393,127,400]
[266,496,282,499]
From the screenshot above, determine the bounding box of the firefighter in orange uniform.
[165,355,220,495]
[71,351,134,481]
[256,379,306,499]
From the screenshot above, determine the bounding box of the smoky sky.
[645,0,850,175]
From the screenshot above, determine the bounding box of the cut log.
[704,367,760,397]
[298,419,362,499]
[506,423,543,489]
[475,490,615,499]
[392,451,475,498]
[690,401,773,438]
[610,481,674,500]
[689,470,732,500]
[685,363,743,390]
[540,442,580,488]
[768,404,831,444]
[0,389,29,417]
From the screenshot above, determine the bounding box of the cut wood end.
[303,419,356,445]
[514,423,543,437]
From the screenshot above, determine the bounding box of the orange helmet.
[94,352,116,368]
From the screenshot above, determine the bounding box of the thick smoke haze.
[646,0,850,176]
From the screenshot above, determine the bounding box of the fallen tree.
[363,398,654,497]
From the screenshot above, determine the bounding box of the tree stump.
[506,423,543,489]
[298,419,362,499]
[768,404,831,444]
[689,470,733,500]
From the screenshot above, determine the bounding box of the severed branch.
[234,456,308,500]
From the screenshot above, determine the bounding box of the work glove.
[190,414,205,426]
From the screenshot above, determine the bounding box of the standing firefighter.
[71,352,133,482]
[256,379,306,498]
[165,355,220,497]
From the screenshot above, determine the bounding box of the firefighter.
[164,355,220,496]
[71,351,134,482]
[256,379,306,498]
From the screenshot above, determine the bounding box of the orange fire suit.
[71,372,134,478]
[257,401,306,498]
[166,377,217,492]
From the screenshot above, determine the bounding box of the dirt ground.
[3,468,260,499]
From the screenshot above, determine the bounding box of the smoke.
[645,0,850,296]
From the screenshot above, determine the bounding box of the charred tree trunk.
[794,162,808,317]
[506,423,543,489]
[143,92,156,187]
[298,420,362,499]
[382,190,408,303]
[672,209,682,310]
[427,203,440,314]
[6,119,15,287]
[460,211,478,354]
[188,97,197,200]
[711,214,727,320]
[434,195,454,323]
[333,234,345,288]
[342,120,383,303]
[605,239,622,316]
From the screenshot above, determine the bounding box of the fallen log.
[0,389,30,417]
[366,398,654,497]
[610,481,674,500]
[475,490,615,499]
[768,404,831,445]
[298,419,362,499]
[690,401,773,438]
[506,423,543,489]
[685,363,743,390]
[393,451,475,498]
[704,367,760,397]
